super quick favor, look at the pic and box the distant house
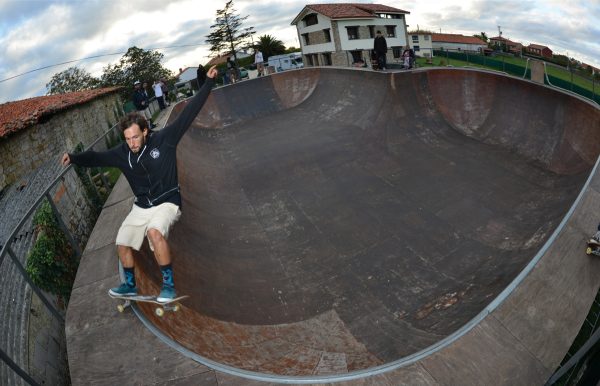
[489,36,523,55]
[408,31,434,58]
[432,33,487,53]
[291,3,410,68]
[175,67,200,92]
[526,44,553,59]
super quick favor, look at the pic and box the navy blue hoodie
[69,78,215,209]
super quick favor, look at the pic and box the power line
[0,42,206,84]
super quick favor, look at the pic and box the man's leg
[108,244,138,296]
[147,228,176,301]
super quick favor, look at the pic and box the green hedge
[26,200,78,301]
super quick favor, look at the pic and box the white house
[408,31,434,58]
[432,33,487,53]
[291,3,410,68]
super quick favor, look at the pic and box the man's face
[124,124,147,154]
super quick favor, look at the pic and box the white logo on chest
[150,148,160,159]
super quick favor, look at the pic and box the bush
[26,200,78,302]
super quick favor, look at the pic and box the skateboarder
[61,65,218,302]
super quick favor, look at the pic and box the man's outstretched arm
[166,65,218,144]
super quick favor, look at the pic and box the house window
[303,13,318,27]
[412,35,419,43]
[369,25,375,38]
[302,33,310,45]
[346,26,359,40]
[424,35,430,41]
[414,45,420,52]
[350,50,362,63]
[323,29,331,42]
[392,47,402,58]
[322,53,332,66]
[386,25,396,38]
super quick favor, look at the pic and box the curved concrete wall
[67,67,600,385]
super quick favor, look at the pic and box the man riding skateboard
[61,65,217,302]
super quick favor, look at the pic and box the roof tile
[432,33,487,45]
[0,87,121,139]
[306,3,409,19]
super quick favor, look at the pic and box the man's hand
[61,153,71,166]
[207,65,218,79]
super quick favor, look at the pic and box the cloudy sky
[0,0,598,104]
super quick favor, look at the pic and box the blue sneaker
[157,285,176,303]
[108,283,137,297]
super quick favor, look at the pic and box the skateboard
[108,293,189,317]
[585,241,600,257]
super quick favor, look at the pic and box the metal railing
[431,49,599,105]
[0,122,122,385]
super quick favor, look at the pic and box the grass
[416,53,599,99]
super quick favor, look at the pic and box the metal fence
[0,123,122,385]
[432,49,600,105]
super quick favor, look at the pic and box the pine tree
[205,0,255,63]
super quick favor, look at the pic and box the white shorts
[116,202,181,251]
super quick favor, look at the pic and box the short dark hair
[119,112,149,132]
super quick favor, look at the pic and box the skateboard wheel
[117,304,125,313]
[155,307,165,317]
[586,247,592,255]
[173,304,180,312]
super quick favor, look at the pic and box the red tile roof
[303,3,409,20]
[489,36,521,46]
[0,87,121,139]
[432,33,487,45]
[528,43,551,51]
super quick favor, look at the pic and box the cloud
[0,0,598,104]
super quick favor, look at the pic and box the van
[267,53,304,73]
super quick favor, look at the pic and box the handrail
[0,121,121,385]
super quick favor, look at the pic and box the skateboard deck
[108,293,189,317]
[585,241,600,257]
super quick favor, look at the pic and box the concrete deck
[67,67,600,385]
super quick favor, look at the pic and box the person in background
[254,49,264,77]
[153,79,166,110]
[197,64,207,89]
[132,80,152,125]
[160,78,170,106]
[373,30,388,70]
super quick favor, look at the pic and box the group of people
[132,78,170,126]
[373,30,415,70]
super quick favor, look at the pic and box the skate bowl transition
[67,67,600,385]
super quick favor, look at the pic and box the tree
[100,46,173,100]
[205,0,255,63]
[46,66,100,95]
[473,32,488,43]
[254,34,286,61]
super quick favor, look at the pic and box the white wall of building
[432,42,486,52]
[408,34,434,58]
[337,19,407,51]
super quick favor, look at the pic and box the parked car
[238,67,249,79]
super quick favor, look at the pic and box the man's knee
[147,228,165,243]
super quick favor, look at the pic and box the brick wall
[0,94,122,191]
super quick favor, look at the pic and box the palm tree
[254,34,286,61]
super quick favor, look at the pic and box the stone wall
[0,94,122,191]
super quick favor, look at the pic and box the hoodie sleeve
[69,144,124,168]
[161,77,215,145]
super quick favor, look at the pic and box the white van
[267,53,304,72]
